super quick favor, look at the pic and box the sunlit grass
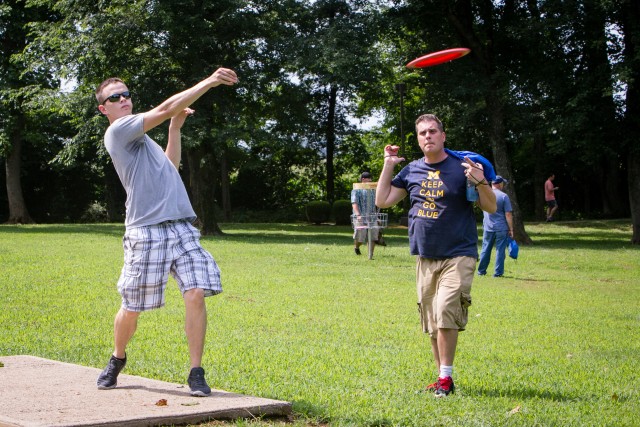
[1,220,638,426]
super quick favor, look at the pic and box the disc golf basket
[351,212,388,260]
[351,181,389,259]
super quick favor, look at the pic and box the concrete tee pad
[0,355,291,427]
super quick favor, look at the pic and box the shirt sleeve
[391,164,409,189]
[504,195,513,212]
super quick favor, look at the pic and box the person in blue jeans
[477,176,513,277]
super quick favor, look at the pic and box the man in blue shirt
[376,114,496,397]
[477,176,514,277]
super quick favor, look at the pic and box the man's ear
[98,104,108,115]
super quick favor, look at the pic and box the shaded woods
[1,0,638,242]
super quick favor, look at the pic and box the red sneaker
[425,380,438,392]
[434,376,455,397]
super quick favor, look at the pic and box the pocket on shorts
[124,257,141,277]
[417,302,427,332]
[456,292,472,329]
[122,233,142,278]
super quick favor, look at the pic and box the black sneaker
[354,247,361,255]
[97,354,126,390]
[434,376,455,398]
[188,367,211,397]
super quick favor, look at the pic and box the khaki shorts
[416,256,475,338]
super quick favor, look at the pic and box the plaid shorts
[117,220,222,312]
[352,227,380,243]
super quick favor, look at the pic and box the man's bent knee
[184,288,206,305]
[118,308,141,320]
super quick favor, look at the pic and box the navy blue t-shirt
[391,156,478,259]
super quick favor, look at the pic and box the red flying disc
[406,48,471,69]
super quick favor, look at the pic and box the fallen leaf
[155,399,168,406]
[612,393,619,401]
[0,362,4,367]
[509,405,521,415]
[566,353,573,359]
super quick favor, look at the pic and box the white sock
[439,365,453,379]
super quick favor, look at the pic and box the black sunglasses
[102,91,131,105]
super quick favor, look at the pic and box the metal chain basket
[351,213,388,230]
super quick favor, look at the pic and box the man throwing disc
[376,114,496,397]
[95,67,238,396]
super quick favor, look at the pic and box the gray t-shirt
[104,114,196,228]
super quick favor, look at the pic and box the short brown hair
[415,114,444,132]
[95,78,125,104]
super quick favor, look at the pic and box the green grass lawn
[1,220,638,426]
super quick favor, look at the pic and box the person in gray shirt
[94,68,238,396]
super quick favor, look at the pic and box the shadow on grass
[483,219,636,250]
[471,382,631,403]
[504,276,559,283]
[0,222,406,247]
[0,223,124,237]
[469,385,582,402]
[1,220,636,251]
[293,399,397,427]
[291,400,331,425]
[515,234,636,250]
[208,224,409,246]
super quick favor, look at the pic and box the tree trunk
[628,153,640,244]
[325,85,337,204]
[220,147,231,222]
[486,88,532,244]
[583,0,627,217]
[445,0,532,244]
[104,162,125,222]
[534,134,546,221]
[185,147,222,236]
[622,0,640,243]
[5,114,34,224]
[602,156,628,217]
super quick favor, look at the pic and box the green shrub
[332,199,352,225]
[225,208,303,223]
[80,201,109,223]
[305,201,331,224]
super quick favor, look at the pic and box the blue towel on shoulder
[444,148,496,183]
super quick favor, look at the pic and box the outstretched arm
[143,67,238,133]
[376,145,407,208]
[166,108,194,170]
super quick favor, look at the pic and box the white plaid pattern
[117,220,222,311]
